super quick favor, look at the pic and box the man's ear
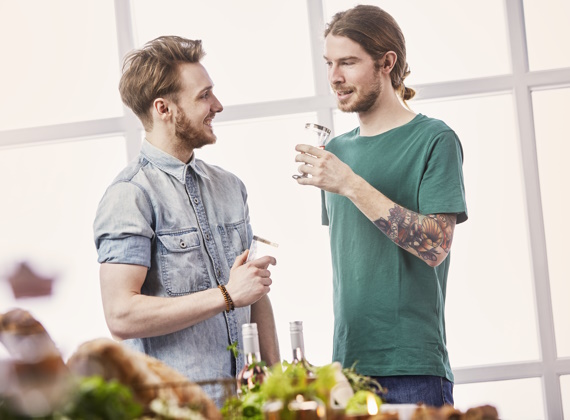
[153,98,171,120]
[381,51,398,74]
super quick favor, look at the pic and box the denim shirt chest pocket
[157,228,210,295]
[218,220,249,272]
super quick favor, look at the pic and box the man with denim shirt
[93,36,280,405]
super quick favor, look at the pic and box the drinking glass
[246,235,279,263]
[292,123,331,179]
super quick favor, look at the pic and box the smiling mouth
[335,89,354,100]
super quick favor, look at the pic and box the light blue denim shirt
[93,139,252,405]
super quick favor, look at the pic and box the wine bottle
[237,323,267,396]
[289,320,316,379]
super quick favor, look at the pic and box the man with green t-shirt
[294,5,467,407]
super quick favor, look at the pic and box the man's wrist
[343,173,364,200]
[218,285,235,312]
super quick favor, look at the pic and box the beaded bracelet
[218,284,235,312]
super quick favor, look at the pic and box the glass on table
[292,123,331,179]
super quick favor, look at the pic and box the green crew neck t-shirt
[322,113,467,382]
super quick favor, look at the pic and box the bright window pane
[532,87,570,357]
[131,1,315,106]
[0,136,127,359]
[454,378,544,420]
[323,0,511,85]
[197,114,333,365]
[0,0,122,131]
[562,375,570,419]
[409,95,538,366]
[524,0,570,71]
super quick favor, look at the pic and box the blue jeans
[371,375,454,407]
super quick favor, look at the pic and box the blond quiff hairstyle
[119,36,205,130]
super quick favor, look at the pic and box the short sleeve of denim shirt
[93,181,155,268]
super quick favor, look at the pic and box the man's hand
[225,250,276,308]
[294,144,355,195]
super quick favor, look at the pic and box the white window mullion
[454,361,543,384]
[505,0,563,418]
[414,76,513,101]
[0,118,126,149]
[216,95,336,123]
[114,0,142,161]
[526,67,570,91]
[307,0,335,136]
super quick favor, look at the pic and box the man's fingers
[295,143,325,156]
[232,250,249,268]
[295,154,319,166]
[251,255,276,268]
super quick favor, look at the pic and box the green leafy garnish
[59,376,143,420]
[342,362,386,396]
[345,390,382,415]
[227,341,240,359]
[222,362,337,419]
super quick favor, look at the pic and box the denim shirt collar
[141,139,210,182]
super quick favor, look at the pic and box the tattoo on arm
[373,205,456,262]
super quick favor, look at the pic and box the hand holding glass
[292,123,331,179]
[246,235,279,263]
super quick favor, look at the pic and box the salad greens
[221,362,336,419]
[221,357,388,419]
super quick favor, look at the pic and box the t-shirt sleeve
[419,130,468,224]
[93,181,155,267]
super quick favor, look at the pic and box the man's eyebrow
[196,85,213,96]
[323,55,361,62]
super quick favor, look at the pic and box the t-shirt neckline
[355,113,424,139]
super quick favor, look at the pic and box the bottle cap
[242,323,258,337]
[289,321,303,333]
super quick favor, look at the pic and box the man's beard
[335,73,382,114]
[174,108,216,150]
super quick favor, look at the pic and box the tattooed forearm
[374,205,456,263]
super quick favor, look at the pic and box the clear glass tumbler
[292,123,331,179]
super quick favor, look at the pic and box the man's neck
[146,132,194,164]
[357,91,416,137]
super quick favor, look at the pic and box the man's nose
[329,65,344,84]
[212,95,223,113]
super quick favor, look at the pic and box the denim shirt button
[193,197,199,204]
[179,240,187,248]
[206,233,210,240]
[216,268,221,277]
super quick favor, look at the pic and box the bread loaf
[67,337,221,419]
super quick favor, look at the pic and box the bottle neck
[292,346,306,362]
[291,330,306,362]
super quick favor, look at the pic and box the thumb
[232,250,249,269]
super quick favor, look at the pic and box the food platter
[0,308,498,419]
